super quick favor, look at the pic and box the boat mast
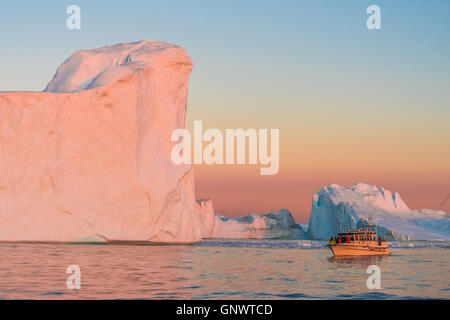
[368,216,374,240]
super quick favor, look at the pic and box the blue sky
[1,0,448,94]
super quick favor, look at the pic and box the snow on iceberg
[209,209,308,239]
[308,183,450,241]
[0,40,214,243]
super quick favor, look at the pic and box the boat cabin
[337,230,378,242]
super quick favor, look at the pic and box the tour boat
[327,228,390,257]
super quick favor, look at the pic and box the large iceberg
[308,183,450,240]
[210,209,308,239]
[0,40,214,243]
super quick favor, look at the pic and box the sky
[0,0,449,221]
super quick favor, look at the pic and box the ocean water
[0,240,449,299]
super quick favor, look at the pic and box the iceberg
[308,183,450,240]
[210,209,308,239]
[0,40,214,243]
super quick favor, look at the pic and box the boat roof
[338,229,377,235]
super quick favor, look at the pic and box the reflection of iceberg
[0,40,214,243]
[308,183,450,241]
[210,209,308,239]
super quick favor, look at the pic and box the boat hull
[328,242,390,257]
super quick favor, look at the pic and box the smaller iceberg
[308,183,450,241]
[209,209,308,239]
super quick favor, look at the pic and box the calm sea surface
[0,240,449,299]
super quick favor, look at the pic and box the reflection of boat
[327,228,390,257]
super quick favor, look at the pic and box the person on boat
[346,235,351,243]
[337,237,342,243]
[378,235,382,245]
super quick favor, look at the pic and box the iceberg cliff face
[308,183,450,240]
[210,209,307,239]
[0,40,214,243]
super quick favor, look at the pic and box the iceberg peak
[45,40,193,93]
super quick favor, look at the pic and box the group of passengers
[329,235,383,245]
[329,235,353,244]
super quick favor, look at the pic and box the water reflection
[0,242,448,299]
[328,255,387,268]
